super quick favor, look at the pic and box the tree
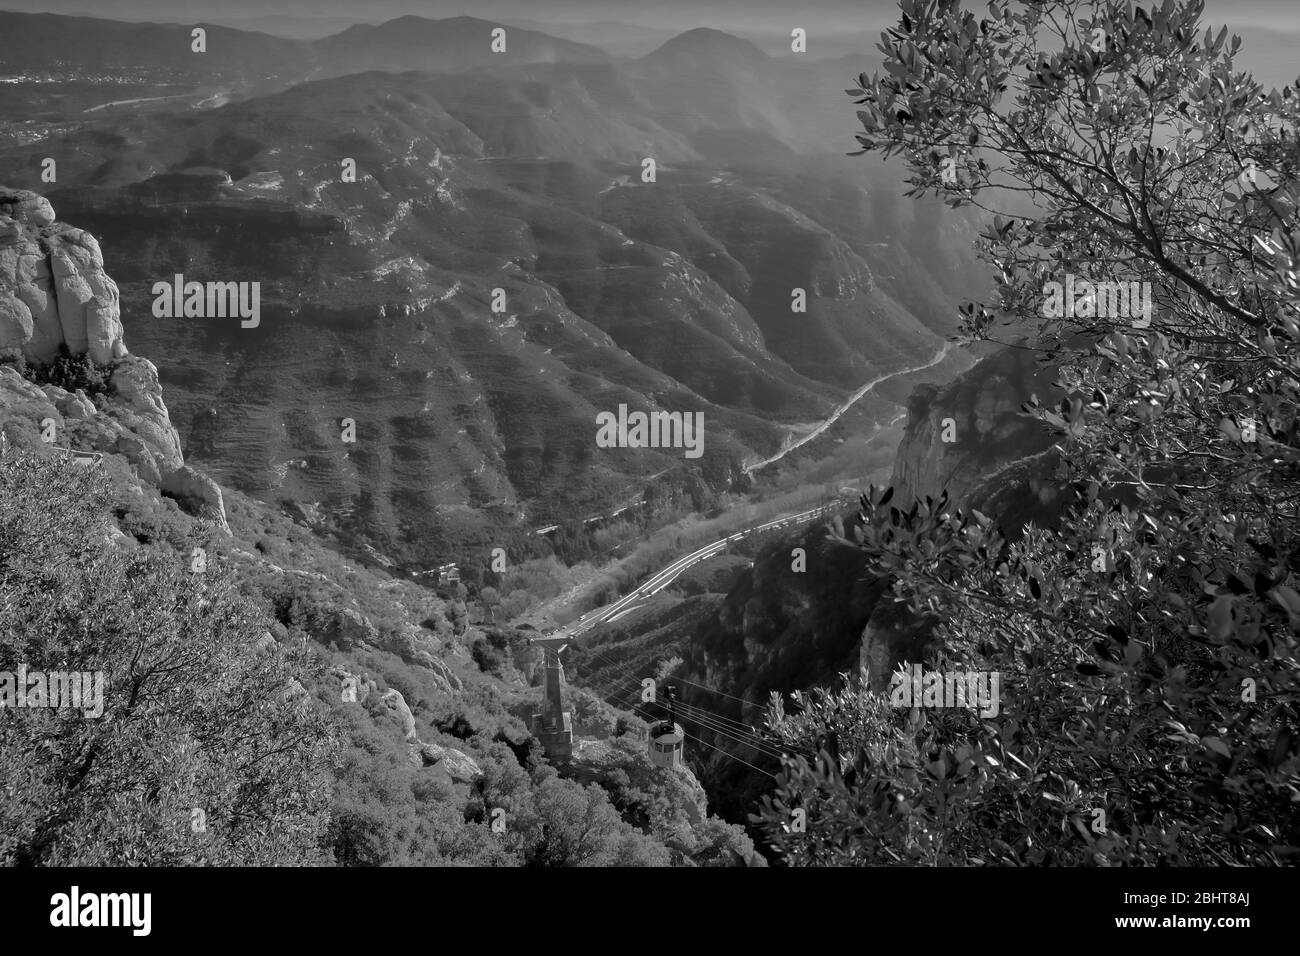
[0,451,340,865]
[520,769,671,867]
[755,0,1300,865]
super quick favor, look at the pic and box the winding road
[743,340,961,475]
[556,500,845,640]
[540,342,963,640]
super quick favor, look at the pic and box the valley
[0,13,987,576]
[0,8,1016,868]
[2,0,1298,888]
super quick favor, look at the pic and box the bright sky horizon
[1,0,1297,33]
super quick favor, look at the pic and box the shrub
[0,451,340,865]
[754,0,1300,867]
[24,345,111,399]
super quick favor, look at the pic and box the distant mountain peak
[643,28,769,64]
[316,13,611,66]
[367,15,499,30]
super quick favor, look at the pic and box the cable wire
[622,702,777,780]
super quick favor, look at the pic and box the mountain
[0,184,763,866]
[0,10,314,79]
[314,15,612,73]
[641,27,770,67]
[0,12,619,124]
[0,21,986,569]
[565,342,1077,824]
[889,344,1063,507]
[0,11,611,80]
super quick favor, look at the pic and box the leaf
[1272,585,1300,617]
[1201,737,1231,759]
[1271,729,1294,769]
[1125,640,1144,666]
[1207,594,1235,640]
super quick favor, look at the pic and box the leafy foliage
[23,344,111,399]
[755,0,1300,865]
[0,451,339,865]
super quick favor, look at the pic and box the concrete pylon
[528,634,573,760]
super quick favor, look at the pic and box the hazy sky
[2,0,1297,32]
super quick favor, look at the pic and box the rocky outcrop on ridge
[0,187,126,366]
[888,344,1064,509]
[0,186,227,532]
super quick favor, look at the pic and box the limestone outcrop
[416,741,483,783]
[0,188,126,365]
[0,186,230,533]
[888,345,1063,506]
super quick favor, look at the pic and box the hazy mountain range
[0,11,985,568]
[2,5,1288,571]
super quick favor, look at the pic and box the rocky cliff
[0,187,227,531]
[888,343,1064,507]
[681,347,1069,711]
[0,188,126,366]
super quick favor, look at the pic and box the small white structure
[647,720,684,770]
[647,685,685,770]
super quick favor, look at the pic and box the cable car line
[662,673,760,708]
[652,695,787,750]
[615,690,793,763]
[618,682,813,759]
[664,698,811,760]
[622,701,777,780]
[545,634,808,765]
[612,682,781,752]
[665,694,778,737]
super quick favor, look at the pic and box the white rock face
[160,463,232,535]
[0,365,60,448]
[416,742,483,783]
[104,355,183,468]
[0,188,127,364]
[371,688,418,741]
[0,289,33,351]
[0,187,230,535]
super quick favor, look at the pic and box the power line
[666,693,769,735]
[664,673,762,708]
[616,690,793,763]
[666,697,811,760]
[565,643,812,760]
[664,694,782,744]
[589,656,805,759]
[622,701,777,780]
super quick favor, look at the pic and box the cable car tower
[647,685,684,770]
[526,633,573,760]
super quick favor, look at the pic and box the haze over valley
[3,0,1297,875]
[0,10,986,571]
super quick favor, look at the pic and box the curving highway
[742,340,959,475]
[557,500,845,640]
